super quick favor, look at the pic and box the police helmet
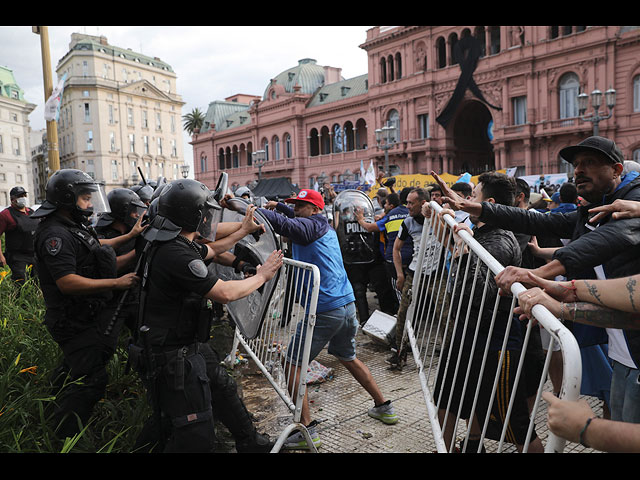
[98,188,147,228]
[32,169,109,219]
[157,179,222,241]
[130,184,154,204]
[235,186,252,199]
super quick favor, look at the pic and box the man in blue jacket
[261,189,398,449]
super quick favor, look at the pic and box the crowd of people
[2,134,640,453]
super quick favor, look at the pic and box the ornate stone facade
[193,26,640,192]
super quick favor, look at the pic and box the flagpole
[33,26,60,174]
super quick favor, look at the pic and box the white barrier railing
[224,257,321,453]
[405,201,582,453]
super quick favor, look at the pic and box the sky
[0,25,373,176]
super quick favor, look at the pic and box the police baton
[103,253,145,336]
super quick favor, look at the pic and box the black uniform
[132,235,268,452]
[3,206,39,283]
[34,213,119,438]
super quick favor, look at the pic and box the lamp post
[252,150,266,181]
[375,121,397,176]
[180,164,190,179]
[577,87,616,137]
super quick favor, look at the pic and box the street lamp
[252,150,267,181]
[180,164,190,179]
[375,121,397,176]
[578,86,616,136]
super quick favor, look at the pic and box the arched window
[474,26,486,57]
[225,146,232,169]
[449,32,459,65]
[436,37,446,68]
[559,73,580,119]
[273,136,280,160]
[320,126,331,155]
[200,153,207,172]
[232,145,239,168]
[395,53,402,79]
[218,148,225,170]
[387,55,394,81]
[309,128,320,156]
[332,124,343,153]
[380,57,387,83]
[388,109,400,142]
[285,134,292,158]
[262,138,269,161]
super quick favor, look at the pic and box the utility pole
[32,26,60,174]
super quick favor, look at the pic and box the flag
[365,160,376,186]
[313,180,319,191]
[505,167,517,177]
[360,159,366,182]
[44,73,67,122]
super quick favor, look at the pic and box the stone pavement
[216,292,603,454]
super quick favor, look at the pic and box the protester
[0,186,40,283]
[389,188,433,370]
[433,172,544,453]
[431,136,640,426]
[260,189,398,450]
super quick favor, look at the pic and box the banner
[519,173,568,190]
[44,73,67,122]
[366,170,506,199]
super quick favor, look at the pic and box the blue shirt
[260,204,355,313]
[376,205,413,264]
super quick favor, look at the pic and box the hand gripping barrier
[404,201,582,453]
[225,257,321,453]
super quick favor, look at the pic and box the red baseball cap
[285,189,325,209]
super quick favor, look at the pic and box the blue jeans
[610,359,640,423]
[286,302,358,365]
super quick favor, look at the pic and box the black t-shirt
[142,237,219,347]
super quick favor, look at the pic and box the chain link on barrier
[225,257,321,453]
[404,201,582,453]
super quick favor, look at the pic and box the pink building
[192,26,640,192]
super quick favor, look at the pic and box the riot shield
[332,189,377,265]
[210,197,282,339]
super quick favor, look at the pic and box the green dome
[263,58,328,100]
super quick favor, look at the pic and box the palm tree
[182,107,205,135]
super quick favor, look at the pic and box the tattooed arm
[516,287,640,329]
[520,271,640,314]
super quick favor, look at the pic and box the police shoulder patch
[45,237,63,256]
[188,259,208,279]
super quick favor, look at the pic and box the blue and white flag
[360,159,366,182]
[365,160,376,186]
[44,73,67,122]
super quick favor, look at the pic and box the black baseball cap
[9,186,27,198]
[559,136,624,165]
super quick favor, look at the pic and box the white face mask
[15,197,28,208]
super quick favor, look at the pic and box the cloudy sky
[0,25,372,174]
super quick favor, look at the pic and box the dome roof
[263,58,328,100]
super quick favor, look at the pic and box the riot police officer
[95,188,148,337]
[130,183,154,206]
[333,190,398,323]
[32,169,140,439]
[95,188,147,273]
[0,186,40,283]
[131,178,283,452]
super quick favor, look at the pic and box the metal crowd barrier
[404,201,582,453]
[224,257,321,453]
